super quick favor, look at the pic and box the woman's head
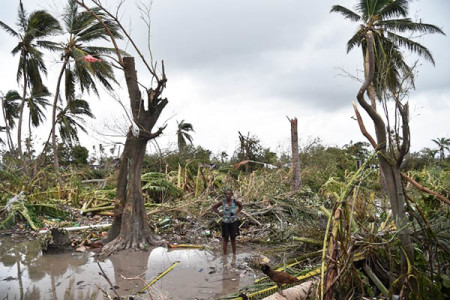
[224,188,233,200]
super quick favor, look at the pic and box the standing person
[212,189,243,255]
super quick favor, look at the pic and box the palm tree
[1,91,21,152]
[49,0,121,173]
[3,89,50,158]
[56,98,94,146]
[432,137,450,162]
[176,120,194,152]
[331,0,445,104]
[0,1,60,161]
[331,0,445,277]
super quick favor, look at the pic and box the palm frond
[347,27,365,53]
[35,40,62,51]
[65,66,76,101]
[0,21,19,37]
[330,5,361,22]
[4,90,21,128]
[379,0,409,19]
[27,10,61,38]
[17,0,28,32]
[387,31,436,65]
[377,19,445,35]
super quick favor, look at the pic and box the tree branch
[75,0,123,66]
[402,173,450,206]
[88,0,159,80]
[356,31,387,152]
[352,102,377,149]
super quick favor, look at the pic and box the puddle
[0,236,256,299]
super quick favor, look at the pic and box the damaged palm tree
[287,116,301,191]
[76,0,168,253]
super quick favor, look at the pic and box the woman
[212,189,243,255]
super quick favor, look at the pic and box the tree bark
[1,100,15,153]
[102,56,167,254]
[289,117,301,190]
[17,54,27,167]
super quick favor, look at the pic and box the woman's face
[225,190,233,200]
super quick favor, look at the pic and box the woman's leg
[223,237,228,255]
[231,238,236,255]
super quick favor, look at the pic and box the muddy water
[0,236,256,299]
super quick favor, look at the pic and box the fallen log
[39,223,111,234]
[262,281,314,300]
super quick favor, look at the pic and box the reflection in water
[215,255,242,298]
[0,236,255,299]
[108,248,151,294]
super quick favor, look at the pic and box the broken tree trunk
[101,57,167,254]
[288,117,301,191]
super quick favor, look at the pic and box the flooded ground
[0,235,257,299]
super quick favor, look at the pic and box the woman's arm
[235,200,243,214]
[211,201,222,216]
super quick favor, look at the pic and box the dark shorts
[222,221,240,239]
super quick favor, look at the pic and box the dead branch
[97,262,120,298]
[353,100,449,206]
[402,173,450,205]
[352,102,377,149]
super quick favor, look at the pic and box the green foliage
[70,145,89,165]
[141,172,183,202]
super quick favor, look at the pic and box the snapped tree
[287,117,301,191]
[76,0,168,254]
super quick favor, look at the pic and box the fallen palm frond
[0,192,39,230]
[167,244,208,249]
[139,261,180,293]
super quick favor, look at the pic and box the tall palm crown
[1,91,21,150]
[57,98,94,145]
[176,120,194,151]
[55,0,122,99]
[2,91,21,130]
[0,1,60,159]
[4,89,49,128]
[431,137,450,161]
[331,0,445,97]
[0,1,61,93]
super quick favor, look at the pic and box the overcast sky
[0,0,449,158]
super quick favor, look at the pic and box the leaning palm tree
[1,91,21,153]
[49,0,121,173]
[432,137,450,162]
[0,1,60,161]
[176,120,194,152]
[331,0,445,105]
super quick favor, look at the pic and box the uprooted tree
[76,0,167,253]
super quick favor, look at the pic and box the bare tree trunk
[288,117,301,190]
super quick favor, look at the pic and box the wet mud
[0,236,256,299]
